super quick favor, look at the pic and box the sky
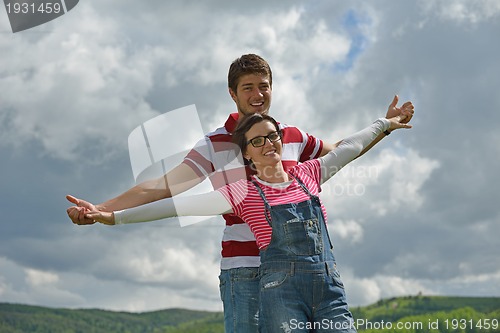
[1,0,499,313]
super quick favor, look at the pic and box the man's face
[229,74,272,117]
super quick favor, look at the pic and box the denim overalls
[252,175,356,333]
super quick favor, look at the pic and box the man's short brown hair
[228,54,273,93]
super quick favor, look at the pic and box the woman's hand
[84,210,116,225]
[384,95,415,134]
[386,95,414,123]
[66,195,98,225]
[387,114,413,131]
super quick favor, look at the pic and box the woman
[83,113,412,332]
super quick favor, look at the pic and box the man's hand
[386,95,414,123]
[66,195,97,225]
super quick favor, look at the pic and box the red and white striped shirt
[183,113,323,269]
[218,159,327,250]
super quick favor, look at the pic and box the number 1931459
[444,318,498,330]
[5,2,62,14]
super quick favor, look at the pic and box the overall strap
[291,174,333,249]
[289,174,315,198]
[250,179,273,226]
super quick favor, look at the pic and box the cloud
[0,2,354,164]
[25,268,59,287]
[322,147,440,220]
[420,0,500,24]
[0,257,84,307]
[0,3,169,162]
[342,268,433,307]
[367,148,440,216]
[331,219,364,244]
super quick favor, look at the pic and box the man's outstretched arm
[67,162,203,225]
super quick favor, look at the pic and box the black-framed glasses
[246,131,282,147]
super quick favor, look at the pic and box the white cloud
[320,147,440,222]
[367,148,440,216]
[0,228,224,311]
[0,4,159,161]
[341,268,433,307]
[330,219,364,244]
[25,268,59,287]
[0,3,354,164]
[419,0,500,24]
[455,270,500,285]
[123,247,219,288]
[374,275,433,299]
[345,275,382,306]
[0,257,84,307]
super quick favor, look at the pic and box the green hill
[351,295,500,332]
[0,304,224,333]
[1,295,498,332]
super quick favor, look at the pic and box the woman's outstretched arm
[84,191,233,225]
[319,115,412,184]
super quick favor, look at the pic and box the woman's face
[244,120,282,170]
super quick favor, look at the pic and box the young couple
[67,54,414,332]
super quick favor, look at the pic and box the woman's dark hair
[232,113,281,158]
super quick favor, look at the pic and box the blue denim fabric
[219,267,259,333]
[259,261,355,332]
[253,176,357,333]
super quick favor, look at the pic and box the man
[67,54,414,333]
